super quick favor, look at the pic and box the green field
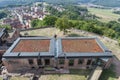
[88,8,120,22]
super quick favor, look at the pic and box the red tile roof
[12,39,50,52]
[62,39,103,53]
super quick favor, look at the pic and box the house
[23,15,33,21]
[2,37,113,72]
[10,19,23,29]
[3,18,13,25]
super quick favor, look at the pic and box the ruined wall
[2,58,55,72]
[2,57,112,72]
[57,58,94,69]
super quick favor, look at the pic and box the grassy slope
[88,8,120,22]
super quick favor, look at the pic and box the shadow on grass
[99,64,117,80]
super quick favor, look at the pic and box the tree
[72,21,85,29]
[31,19,44,28]
[55,18,70,34]
[38,4,42,7]
[81,23,96,32]
[0,12,7,19]
[104,29,116,38]
[0,25,11,30]
[118,18,120,22]
[46,6,62,17]
[113,11,120,15]
[106,21,117,28]
[118,38,120,46]
[43,16,57,26]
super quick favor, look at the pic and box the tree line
[31,16,117,38]
[46,5,97,20]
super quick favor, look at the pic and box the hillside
[0,0,39,7]
[92,0,120,7]
[41,0,120,7]
[0,0,76,7]
[75,0,120,7]
[0,0,120,7]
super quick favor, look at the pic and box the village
[1,2,48,29]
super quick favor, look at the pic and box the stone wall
[2,58,55,72]
[2,57,112,72]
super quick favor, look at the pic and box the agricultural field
[88,8,120,22]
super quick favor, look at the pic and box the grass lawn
[88,8,120,22]
[20,27,64,37]
[0,76,29,80]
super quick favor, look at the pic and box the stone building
[2,37,113,72]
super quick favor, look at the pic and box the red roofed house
[2,37,113,73]
[3,18,12,25]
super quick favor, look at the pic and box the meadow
[88,8,120,22]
